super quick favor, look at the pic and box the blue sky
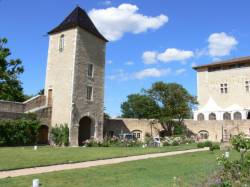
[1,0,250,117]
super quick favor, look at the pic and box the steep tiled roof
[193,56,250,70]
[48,6,108,42]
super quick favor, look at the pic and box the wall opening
[37,125,49,144]
[197,113,205,121]
[78,116,92,146]
[223,112,231,120]
[209,113,216,120]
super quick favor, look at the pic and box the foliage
[50,124,69,146]
[162,136,195,146]
[121,82,197,136]
[197,141,213,148]
[210,134,250,186]
[145,82,197,135]
[230,133,250,151]
[85,137,143,147]
[121,93,160,119]
[0,37,27,102]
[0,116,40,146]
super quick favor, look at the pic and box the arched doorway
[78,116,92,146]
[37,125,49,144]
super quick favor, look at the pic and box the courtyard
[0,150,240,187]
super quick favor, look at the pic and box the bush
[0,117,41,146]
[51,124,69,146]
[230,133,250,152]
[197,141,213,148]
[85,137,143,147]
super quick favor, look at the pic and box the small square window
[87,64,94,78]
[87,86,93,101]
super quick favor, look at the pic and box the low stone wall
[184,119,250,142]
[104,118,250,142]
[104,118,164,141]
[0,111,25,120]
[24,95,46,112]
[0,100,24,113]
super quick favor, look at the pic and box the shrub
[197,141,213,148]
[0,117,40,146]
[230,133,250,152]
[51,124,69,146]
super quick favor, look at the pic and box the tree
[121,82,197,136]
[121,94,160,119]
[145,82,197,135]
[0,38,26,102]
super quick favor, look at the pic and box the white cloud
[89,4,168,41]
[157,48,194,63]
[175,68,186,75]
[208,32,238,57]
[125,61,134,66]
[142,51,158,64]
[134,68,171,79]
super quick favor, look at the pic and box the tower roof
[48,6,108,42]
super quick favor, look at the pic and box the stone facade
[70,28,106,145]
[193,58,250,120]
[104,118,164,141]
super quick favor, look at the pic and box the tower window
[87,86,93,101]
[87,64,94,78]
[59,34,64,52]
[220,83,228,94]
[245,81,249,92]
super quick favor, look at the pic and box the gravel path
[0,147,209,179]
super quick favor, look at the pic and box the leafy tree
[121,82,197,135]
[121,94,160,119]
[145,82,197,135]
[0,38,26,102]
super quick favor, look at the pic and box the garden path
[0,147,209,179]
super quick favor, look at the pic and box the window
[198,130,209,139]
[220,83,228,94]
[209,113,216,120]
[223,112,231,120]
[136,133,141,139]
[245,81,249,92]
[197,113,204,121]
[87,64,94,78]
[233,112,242,120]
[59,34,64,52]
[86,86,93,101]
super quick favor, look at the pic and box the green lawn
[0,151,240,187]
[0,144,197,171]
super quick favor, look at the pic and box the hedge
[0,117,40,146]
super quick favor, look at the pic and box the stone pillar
[69,125,78,146]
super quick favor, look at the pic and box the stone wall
[70,28,106,145]
[104,118,164,141]
[0,100,24,113]
[24,95,46,112]
[184,119,250,142]
[104,118,250,142]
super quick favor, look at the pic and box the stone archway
[37,125,49,144]
[78,116,92,146]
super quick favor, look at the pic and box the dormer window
[59,34,64,52]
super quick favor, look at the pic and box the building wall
[70,28,106,145]
[197,66,250,108]
[184,119,250,142]
[104,118,164,141]
[44,28,77,127]
[0,100,24,113]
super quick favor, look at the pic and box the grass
[0,151,240,187]
[0,144,197,171]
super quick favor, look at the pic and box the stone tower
[44,7,108,146]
